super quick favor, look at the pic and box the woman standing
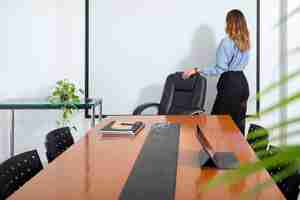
[183,9,250,134]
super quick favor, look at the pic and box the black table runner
[119,123,180,200]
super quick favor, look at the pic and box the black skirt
[211,71,249,135]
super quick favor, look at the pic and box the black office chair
[247,124,300,199]
[264,146,300,200]
[0,150,43,200]
[278,170,300,200]
[247,124,270,156]
[45,127,74,163]
[133,72,207,115]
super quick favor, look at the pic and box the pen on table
[120,123,134,126]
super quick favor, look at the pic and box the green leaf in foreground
[201,146,300,197]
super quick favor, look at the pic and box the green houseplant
[48,79,84,130]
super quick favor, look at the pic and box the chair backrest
[45,127,74,163]
[261,145,300,200]
[278,170,300,200]
[0,150,43,200]
[158,72,207,115]
[247,124,269,153]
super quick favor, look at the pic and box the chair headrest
[168,72,205,91]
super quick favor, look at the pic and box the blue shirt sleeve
[200,38,234,76]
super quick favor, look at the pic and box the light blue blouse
[200,37,250,76]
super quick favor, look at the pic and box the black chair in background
[247,124,300,200]
[247,124,270,156]
[247,124,281,160]
[0,150,43,200]
[266,146,300,200]
[278,171,300,200]
[133,72,207,115]
[45,127,74,163]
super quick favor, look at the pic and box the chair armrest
[133,103,160,115]
[183,108,205,115]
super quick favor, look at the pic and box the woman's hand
[182,68,198,79]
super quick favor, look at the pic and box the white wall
[0,0,88,163]
[90,0,258,115]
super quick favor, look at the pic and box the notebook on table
[99,121,145,136]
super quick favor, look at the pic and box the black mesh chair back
[278,171,300,200]
[262,146,300,200]
[45,127,74,163]
[247,124,269,153]
[0,150,43,200]
[133,72,207,115]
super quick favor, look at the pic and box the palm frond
[248,116,300,143]
[248,67,300,104]
[274,5,300,28]
[240,160,300,200]
[203,146,300,193]
[250,129,300,151]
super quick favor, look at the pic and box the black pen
[120,123,134,126]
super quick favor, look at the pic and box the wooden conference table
[8,115,285,200]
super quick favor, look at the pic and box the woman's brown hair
[226,9,250,52]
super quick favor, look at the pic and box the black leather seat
[0,150,43,200]
[45,127,74,163]
[133,72,207,115]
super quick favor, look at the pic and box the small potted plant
[48,79,84,130]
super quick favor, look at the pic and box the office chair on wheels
[133,72,207,115]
